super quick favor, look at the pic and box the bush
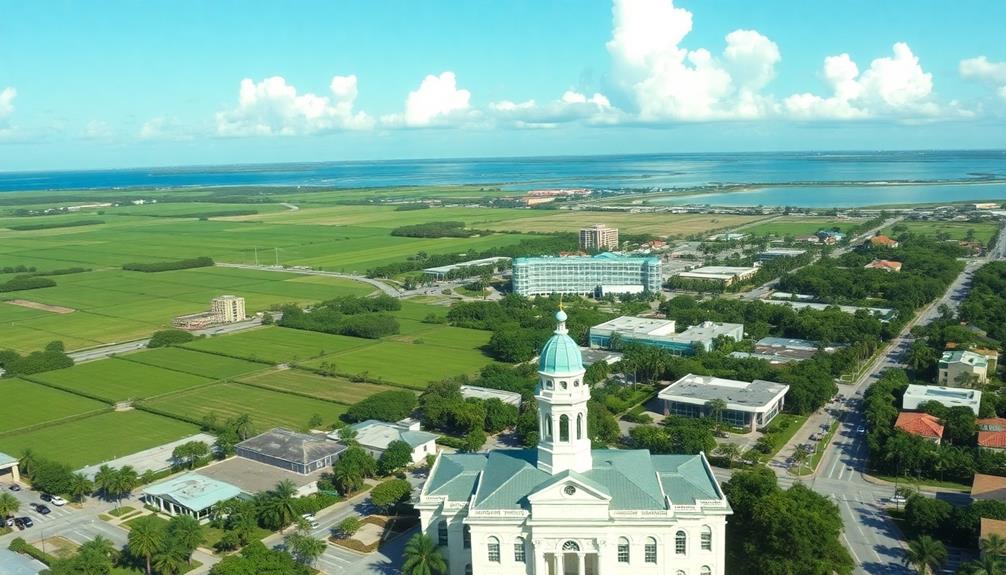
[345,390,418,423]
[378,440,414,475]
[8,537,57,566]
[148,328,196,348]
[8,219,103,231]
[336,517,362,538]
[369,479,412,512]
[0,275,56,292]
[390,221,474,238]
[123,256,214,273]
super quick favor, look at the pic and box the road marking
[841,533,862,565]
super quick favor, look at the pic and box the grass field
[120,347,269,380]
[740,216,868,237]
[481,212,765,237]
[142,382,348,432]
[237,369,399,404]
[0,378,108,434]
[27,358,214,402]
[0,410,200,468]
[181,326,372,364]
[883,221,1000,242]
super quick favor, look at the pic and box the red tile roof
[895,412,944,439]
[871,235,899,247]
[973,473,1006,501]
[865,259,903,272]
[978,418,1006,431]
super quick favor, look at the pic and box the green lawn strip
[0,378,111,434]
[760,414,810,459]
[235,369,399,405]
[180,326,375,364]
[108,506,136,517]
[117,347,270,380]
[27,357,214,402]
[791,419,839,476]
[868,473,972,493]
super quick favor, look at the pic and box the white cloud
[216,75,373,137]
[382,72,475,127]
[83,120,112,140]
[606,0,780,121]
[960,56,1006,100]
[490,90,620,128]
[785,43,937,119]
[139,116,193,141]
[0,87,14,119]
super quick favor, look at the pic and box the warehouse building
[235,428,346,475]
[756,248,807,261]
[459,385,522,407]
[657,374,789,431]
[589,315,743,354]
[422,256,510,280]
[675,266,759,286]
[511,253,662,297]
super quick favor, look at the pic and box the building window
[701,525,712,551]
[463,525,471,549]
[547,417,553,439]
[701,567,711,575]
[560,415,570,442]
[676,571,686,575]
[562,541,580,552]
[465,565,472,575]
[514,537,526,563]
[438,521,448,546]
[488,536,500,563]
[644,537,657,563]
[675,531,686,555]
[576,413,583,440]
[561,381,568,389]
[617,537,630,563]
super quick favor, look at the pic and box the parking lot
[4,480,76,530]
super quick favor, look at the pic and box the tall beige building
[579,224,619,251]
[211,295,246,323]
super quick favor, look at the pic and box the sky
[1,0,1005,171]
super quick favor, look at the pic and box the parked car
[40,493,51,502]
[8,484,20,491]
[47,495,66,507]
[301,513,320,529]
[890,495,908,505]
[14,517,33,529]
[30,503,50,515]
[856,426,866,434]
[4,515,13,527]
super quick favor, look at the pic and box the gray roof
[460,385,522,406]
[236,428,345,465]
[0,549,45,575]
[756,337,821,351]
[426,448,724,511]
[142,472,243,512]
[342,420,439,450]
[658,374,789,412]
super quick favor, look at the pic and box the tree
[963,555,1006,575]
[172,441,210,470]
[17,448,38,477]
[285,532,326,566]
[45,340,65,353]
[93,465,116,501]
[128,515,166,575]
[209,541,310,575]
[462,428,486,453]
[336,517,362,538]
[904,495,953,535]
[260,480,298,532]
[147,329,195,348]
[378,440,414,475]
[110,466,139,509]
[166,514,203,564]
[370,478,412,513]
[402,533,447,575]
[307,413,324,429]
[706,398,728,428]
[67,472,94,503]
[714,443,742,468]
[483,398,518,433]
[982,533,1006,558]
[152,545,188,575]
[332,446,376,495]
[903,535,948,575]
[0,492,20,518]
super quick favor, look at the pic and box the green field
[0,410,200,468]
[883,221,1000,242]
[237,369,399,404]
[741,216,868,237]
[120,347,269,380]
[181,326,372,364]
[27,358,214,402]
[0,378,109,434]
[142,382,348,432]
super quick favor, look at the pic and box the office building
[657,374,789,431]
[579,224,620,251]
[589,316,743,354]
[511,254,662,297]
[902,385,982,415]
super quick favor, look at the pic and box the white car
[48,495,67,507]
[890,495,907,505]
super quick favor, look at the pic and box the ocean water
[1,150,1004,207]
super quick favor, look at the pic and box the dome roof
[538,332,584,374]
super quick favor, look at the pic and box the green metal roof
[142,472,244,512]
[538,310,584,374]
[652,455,722,505]
[0,452,17,467]
[426,454,488,500]
[941,350,988,368]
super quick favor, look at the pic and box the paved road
[215,262,402,297]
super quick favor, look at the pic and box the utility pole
[274,247,279,267]
[254,247,259,266]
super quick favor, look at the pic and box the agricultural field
[120,347,268,380]
[229,204,542,228]
[0,378,108,434]
[883,221,1000,243]
[142,382,348,432]
[26,358,214,402]
[237,369,399,404]
[480,211,766,237]
[740,216,869,238]
[0,410,200,469]
[181,326,372,364]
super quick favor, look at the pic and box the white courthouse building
[418,310,731,575]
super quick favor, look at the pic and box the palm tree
[403,533,447,575]
[80,535,119,563]
[67,472,94,504]
[113,466,139,509]
[965,555,1006,575]
[333,464,364,495]
[983,534,1006,559]
[338,426,359,446]
[18,449,37,477]
[286,532,327,566]
[706,398,728,427]
[903,535,948,575]
[152,545,188,575]
[94,465,116,501]
[264,480,298,532]
[714,443,742,468]
[0,492,20,518]
[128,515,166,575]
[167,515,203,563]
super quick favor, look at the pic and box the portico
[539,540,600,575]
[0,452,20,483]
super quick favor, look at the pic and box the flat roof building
[422,257,510,280]
[675,266,759,286]
[728,351,800,365]
[142,472,244,522]
[589,316,743,354]
[331,419,439,464]
[658,373,789,431]
[939,350,989,387]
[459,385,522,407]
[579,347,624,367]
[753,337,844,361]
[756,248,807,261]
[579,224,619,251]
[903,384,982,415]
[972,473,1006,502]
[761,299,898,322]
[235,428,346,475]
[511,253,662,297]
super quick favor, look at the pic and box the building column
[10,465,19,483]
[553,553,560,575]
[577,553,585,575]
[535,550,548,575]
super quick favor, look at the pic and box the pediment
[527,473,611,505]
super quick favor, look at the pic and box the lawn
[237,368,399,404]
[0,378,109,434]
[181,326,374,364]
[741,216,868,238]
[0,410,200,468]
[481,212,766,237]
[26,358,214,402]
[142,382,349,432]
[120,347,269,380]
[883,221,1000,243]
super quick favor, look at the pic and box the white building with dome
[417,309,732,575]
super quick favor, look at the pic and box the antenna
[254,247,259,266]
[559,293,564,311]
[274,247,279,266]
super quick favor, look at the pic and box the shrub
[369,479,412,512]
[0,275,56,292]
[122,256,214,273]
[345,390,418,423]
[148,328,196,348]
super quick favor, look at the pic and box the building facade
[512,254,662,298]
[418,311,731,575]
[657,374,789,431]
[211,295,246,323]
[579,225,620,251]
[903,385,982,415]
[939,350,989,386]
[589,317,743,355]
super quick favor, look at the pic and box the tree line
[390,221,476,238]
[278,294,401,339]
[122,257,215,273]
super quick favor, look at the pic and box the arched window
[576,413,583,439]
[546,417,553,438]
[465,565,472,575]
[617,537,630,563]
[559,415,569,442]
[701,567,712,575]
[487,536,500,563]
[701,525,712,551]
[675,531,687,555]
[514,537,526,563]
[437,521,448,546]
[676,571,687,575]
[463,525,471,549]
[562,541,580,552]
[644,537,657,563]
[561,381,567,389]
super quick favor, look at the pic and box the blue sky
[1,0,1005,171]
